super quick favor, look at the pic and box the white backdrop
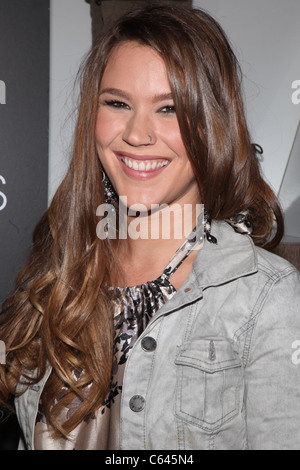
[49,0,300,240]
[49,0,91,202]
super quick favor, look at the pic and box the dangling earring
[101,167,117,205]
[100,167,118,236]
[204,210,218,244]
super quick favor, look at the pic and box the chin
[118,194,160,214]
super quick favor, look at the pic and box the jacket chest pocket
[175,338,243,432]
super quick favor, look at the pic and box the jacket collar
[149,220,258,320]
[192,220,258,289]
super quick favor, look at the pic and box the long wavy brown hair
[0,3,283,437]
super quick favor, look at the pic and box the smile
[120,156,169,172]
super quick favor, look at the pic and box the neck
[118,200,203,258]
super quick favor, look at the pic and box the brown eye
[159,105,176,114]
[105,100,130,110]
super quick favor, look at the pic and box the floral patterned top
[34,224,204,450]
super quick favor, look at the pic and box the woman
[1,4,299,450]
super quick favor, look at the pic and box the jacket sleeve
[245,266,300,450]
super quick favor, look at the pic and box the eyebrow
[99,88,173,103]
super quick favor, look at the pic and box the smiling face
[95,41,200,211]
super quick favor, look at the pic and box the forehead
[101,41,171,95]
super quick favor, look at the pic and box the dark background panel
[0,0,49,307]
[0,0,50,450]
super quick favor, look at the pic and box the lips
[115,152,170,179]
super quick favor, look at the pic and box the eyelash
[103,100,176,114]
[104,100,130,109]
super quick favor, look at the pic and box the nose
[122,112,156,147]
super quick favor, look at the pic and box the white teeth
[132,160,139,170]
[122,156,168,172]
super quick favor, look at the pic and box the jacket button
[129,395,146,412]
[184,287,191,293]
[141,336,157,352]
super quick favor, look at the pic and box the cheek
[95,110,121,151]
[162,123,189,163]
[95,113,106,153]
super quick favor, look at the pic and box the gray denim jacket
[15,221,300,450]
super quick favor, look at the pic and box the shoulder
[249,244,300,308]
[248,246,300,342]
[255,245,299,279]
[254,246,300,297]
[242,246,300,377]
